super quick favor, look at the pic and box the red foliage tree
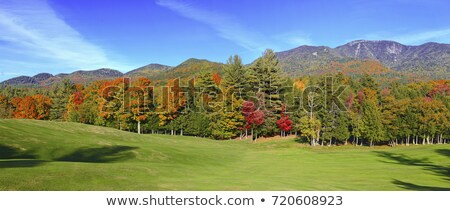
[276,105,292,136]
[242,101,265,141]
[357,90,364,105]
[428,81,450,97]
[72,91,84,107]
[346,92,354,110]
[242,101,256,116]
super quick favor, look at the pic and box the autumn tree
[242,101,265,141]
[158,78,185,134]
[276,105,292,137]
[196,71,221,112]
[297,115,321,146]
[11,95,52,120]
[212,72,221,86]
[210,110,245,139]
[98,78,128,129]
[127,77,153,134]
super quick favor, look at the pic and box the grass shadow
[54,145,138,163]
[0,160,46,168]
[0,144,44,168]
[0,144,37,159]
[293,136,309,144]
[435,149,450,158]
[392,180,450,191]
[374,151,450,190]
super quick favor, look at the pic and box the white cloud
[0,0,130,73]
[360,28,450,45]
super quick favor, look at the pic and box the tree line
[0,49,449,146]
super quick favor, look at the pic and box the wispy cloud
[156,0,310,53]
[360,28,450,45]
[274,31,313,47]
[156,0,268,52]
[392,29,450,44]
[0,0,129,74]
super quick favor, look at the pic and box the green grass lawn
[0,119,449,190]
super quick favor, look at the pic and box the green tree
[0,95,11,118]
[222,55,249,101]
[50,78,75,120]
[249,49,285,113]
[333,111,351,145]
[361,90,384,147]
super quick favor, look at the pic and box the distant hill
[1,59,223,86]
[124,64,172,79]
[157,58,223,82]
[1,73,54,86]
[43,68,123,86]
[277,40,450,78]
[126,59,223,84]
[33,73,54,82]
[1,68,123,86]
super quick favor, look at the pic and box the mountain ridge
[0,58,222,86]
[2,40,449,86]
[277,40,450,78]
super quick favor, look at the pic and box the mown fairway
[0,119,449,190]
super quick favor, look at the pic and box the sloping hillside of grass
[0,119,449,190]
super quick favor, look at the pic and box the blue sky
[0,0,450,81]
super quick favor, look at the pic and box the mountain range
[277,40,450,78]
[1,40,449,86]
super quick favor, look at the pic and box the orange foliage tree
[212,72,221,85]
[11,94,52,120]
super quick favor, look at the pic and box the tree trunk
[137,121,141,134]
[316,130,320,146]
